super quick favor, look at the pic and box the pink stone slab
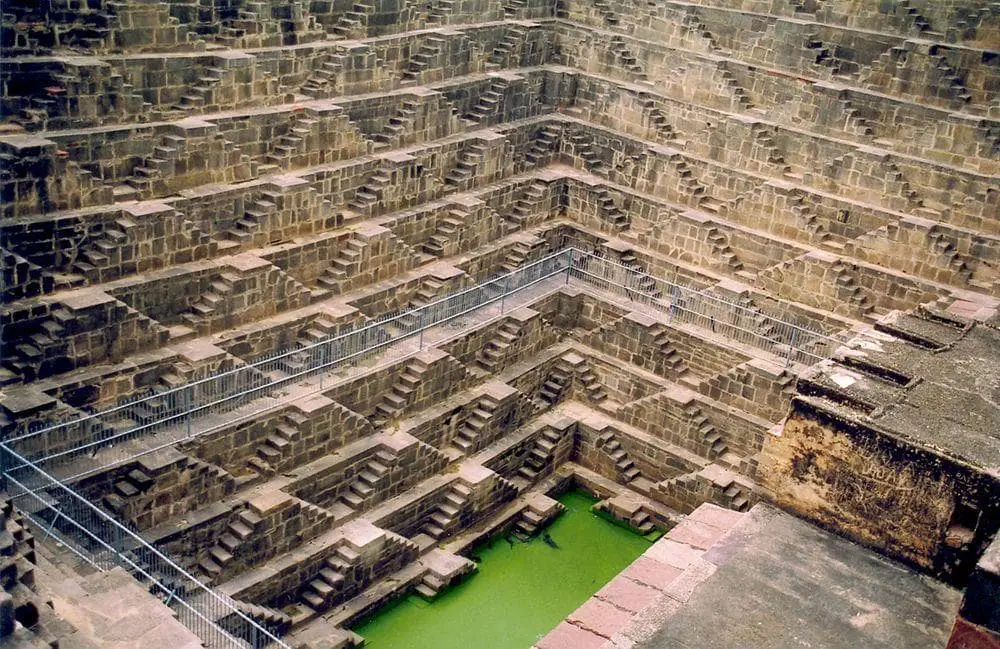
[666,518,729,550]
[643,539,705,571]
[537,621,607,649]
[567,597,635,638]
[686,504,744,532]
[595,576,661,613]
[622,556,684,591]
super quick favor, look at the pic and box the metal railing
[5,247,841,470]
[6,250,572,467]
[0,445,289,649]
[568,249,843,364]
[0,246,843,649]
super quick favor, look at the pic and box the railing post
[566,248,574,284]
[184,387,192,439]
[787,327,798,367]
[319,343,326,389]
[418,307,425,351]
[500,273,508,314]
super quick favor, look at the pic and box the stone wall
[759,399,1000,577]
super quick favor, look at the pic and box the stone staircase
[301,545,354,610]
[402,35,447,85]
[639,97,679,143]
[593,0,621,27]
[371,358,428,426]
[422,211,465,257]
[316,236,366,292]
[1,307,65,381]
[507,181,548,230]
[516,427,563,482]
[716,62,753,111]
[1,248,51,301]
[736,300,782,344]
[301,51,345,97]
[396,278,447,329]
[339,450,395,511]
[706,227,744,273]
[503,0,526,17]
[464,78,510,124]
[4,3,115,52]
[266,114,317,169]
[500,239,540,272]
[683,402,727,458]
[652,327,691,378]
[720,477,751,512]
[513,493,565,537]
[576,364,608,404]
[804,33,845,76]
[524,125,560,166]
[595,493,656,534]
[67,161,115,205]
[749,122,791,173]
[926,52,974,106]
[174,66,227,112]
[619,250,663,298]
[569,131,606,173]
[181,273,238,332]
[609,36,647,81]
[451,395,500,454]
[331,2,372,38]
[787,191,832,243]
[830,260,875,315]
[414,550,476,599]
[373,99,419,149]
[225,190,281,244]
[597,431,641,483]
[426,0,456,24]
[247,411,307,475]
[860,45,973,111]
[884,160,922,207]
[838,97,876,138]
[218,599,292,638]
[444,143,487,188]
[120,133,186,199]
[71,217,137,280]
[476,320,523,372]
[276,317,339,374]
[488,26,527,69]
[680,10,720,51]
[101,467,154,515]
[927,230,973,285]
[421,482,470,539]
[535,362,572,409]
[595,188,629,231]
[196,508,262,580]
[129,362,195,422]
[300,525,418,612]
[666,153,708,204]
[346,166,392,214]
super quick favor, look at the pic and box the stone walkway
[535,502,962,649]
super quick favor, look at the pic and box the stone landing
[535,503,961,649]
[34,563,202,649]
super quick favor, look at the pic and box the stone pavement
[534,502,962,649]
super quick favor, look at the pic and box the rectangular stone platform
[537,502,961,649]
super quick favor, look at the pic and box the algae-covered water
[353,490,652,649]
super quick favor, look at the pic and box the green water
[353,490,652,649]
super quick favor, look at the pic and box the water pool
[353,489,652,648]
